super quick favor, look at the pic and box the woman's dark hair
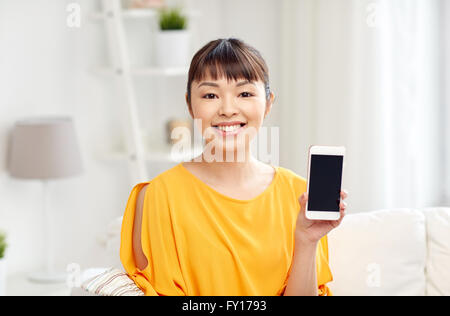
[186,38,271,110]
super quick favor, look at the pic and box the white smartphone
[305,145,345,221]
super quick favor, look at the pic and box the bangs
[193,49,267,84]
[187,39,270,104]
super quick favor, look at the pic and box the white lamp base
[27,180,67,285]
[28,271,67,284]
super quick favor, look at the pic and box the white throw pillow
[327,209,426,296]
[422,207,450,296]
[81,267,144,296]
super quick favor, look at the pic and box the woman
[120,38,348,296]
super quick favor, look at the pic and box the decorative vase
[124,0,165,9]
[0,258,6,296]
[155,29,191,68]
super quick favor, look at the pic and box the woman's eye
[240,92,253,98]
[203,93,216,99]
[202,92,253,99]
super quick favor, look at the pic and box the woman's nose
[218,98,239,116]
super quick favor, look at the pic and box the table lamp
[7,116,84,283]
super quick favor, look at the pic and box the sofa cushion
[327,208,426,295]
[422,207,450,296]
[81,267,144,296]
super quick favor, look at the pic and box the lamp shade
[8,116,84,179]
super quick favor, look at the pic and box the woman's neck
[191,152,261,184]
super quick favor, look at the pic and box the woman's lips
[212,124,247,136]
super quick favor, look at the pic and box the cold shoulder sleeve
[316,235,333,296]
[120,180,187,296]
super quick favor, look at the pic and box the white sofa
[74,207,450,296]
[327,207,450,296]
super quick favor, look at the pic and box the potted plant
[155,6,191,68]
[0,231,7,296]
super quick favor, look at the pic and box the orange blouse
[120,163,333,296]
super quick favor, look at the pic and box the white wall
[443,0,450,205]
[0,0,284,276]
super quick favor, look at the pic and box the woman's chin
[200,143,251,162]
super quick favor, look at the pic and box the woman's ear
[185,92,194,119]
[264,92,275,119]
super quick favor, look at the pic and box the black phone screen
[307,154,343,212]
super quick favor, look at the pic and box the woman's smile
[212,122,248,137]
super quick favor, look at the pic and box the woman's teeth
[215,124,244,132]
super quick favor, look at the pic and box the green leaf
[0,232,7,259]
[158,6,187,30]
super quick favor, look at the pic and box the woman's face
[186,74,274,160]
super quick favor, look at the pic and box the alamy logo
[67,3,81,28]
[66,262,82,288]
[169,119,280,165]
[366,262,381,288]
[366,2,380,28]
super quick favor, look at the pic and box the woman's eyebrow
[236,80,256,87]
[197,82,219,88]
[197,81,255,88]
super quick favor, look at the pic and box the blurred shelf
[99,145,203,163]
[90,8,201,20]
[92,66,189,77]
[7,273,70,296]
[91,1,202,181]
[90,9,153,20]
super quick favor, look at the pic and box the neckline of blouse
[178,162,280,204]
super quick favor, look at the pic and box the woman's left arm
[283,190,348,296]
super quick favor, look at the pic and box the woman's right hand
[294,190,348,245]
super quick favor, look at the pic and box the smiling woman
[184,39,275,161]
[120,38,345,296]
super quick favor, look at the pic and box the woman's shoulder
[276,166,307,194]
[131,163,185,191]
[277,165,306,182]
[153,163,186,184]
